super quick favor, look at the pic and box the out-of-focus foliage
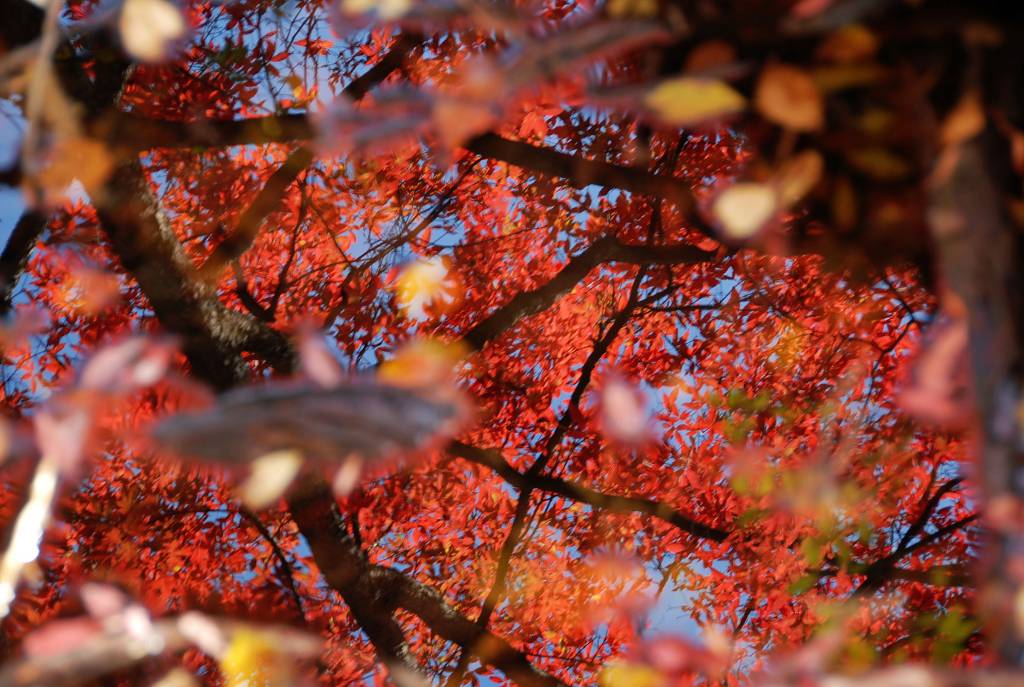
[2,0,1022,685]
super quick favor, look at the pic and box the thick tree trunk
[930,128,1024,663]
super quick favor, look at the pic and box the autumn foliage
[0,1,1022,686]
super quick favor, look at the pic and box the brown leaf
[845,147,911,181]
[755,64,824,131]
[35,137,113,206]
[812,64,887,93]
[831,176,858,231]
[685,41,737,73]
[151,381,466,466]
[775,150,824,207]
[816,25,878,63]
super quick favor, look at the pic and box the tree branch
[107,111,711,229]
[287,478,568,687]
[0,209,46,317]
[195,32,421,283]
[197,146,314,283]
[97,159,295,388]
[448,441,728,542]
[461,235,716,350]
[897,477,963,552]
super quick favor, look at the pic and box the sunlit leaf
[340,0,411,20]
[642,633,731,678]
[432,96,500,154]
[378,337,468,389]
[81,583,132,620]
[22,616,103,658]
[711,182,779,240]
[900,316,970,426]
[221,629,292,687]
[315,89,432,155]
[606,0,659,18]
[78,337,175,394]
[297,330,344,388]
[393,256,461,320]
[598,661,665,687]
[118,0,188,63]
[0,457,59,618]
[332,455,364,496]
[238,450,304,510]
[60,266,122,315]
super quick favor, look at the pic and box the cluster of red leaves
[0,0,982,684]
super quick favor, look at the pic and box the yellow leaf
[812,64,886,92]
[221,630,289,687]
[856,108,893,135]
[393,256,461,320]
[712,183,779,240]
[755,64,824,131]
[644,78,746,126]
[776,150,824,207]
[378,338,467,389]
[845,147,911,181]
[598,662,666,687]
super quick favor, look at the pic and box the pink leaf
[600,377,651,444]
[22,617,103,658]
[899,316,970,427]
[297,330,344,388]
[78,337,175,394]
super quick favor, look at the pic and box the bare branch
[462,235,716,350]
[448,441,729,542]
